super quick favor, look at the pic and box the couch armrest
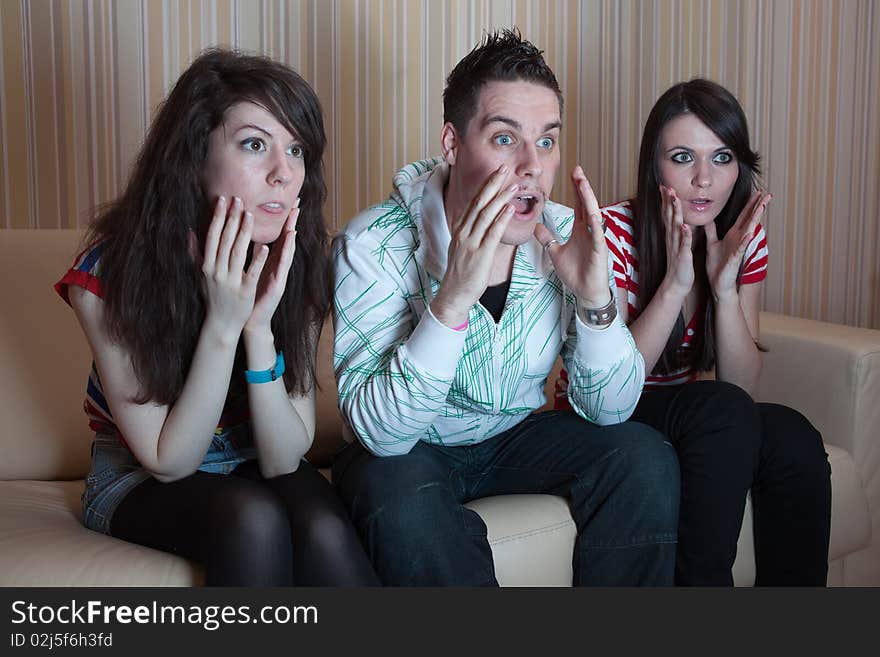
[755,311,880,467]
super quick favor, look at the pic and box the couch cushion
[826,444,871,560]
[465,494,577,586]
[0,479,201,586]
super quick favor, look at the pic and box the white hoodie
[332,158,645,457]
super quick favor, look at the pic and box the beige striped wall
[1,0,878,329]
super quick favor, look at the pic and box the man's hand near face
[430,164,517,328]
[534,165,612,309]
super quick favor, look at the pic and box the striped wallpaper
[1,0,878,329]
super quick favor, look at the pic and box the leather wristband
[245,351,285,384]
[577,289,618,328]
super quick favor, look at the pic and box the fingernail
[294,197,301,207]
[218,195,226,205]
[499,164,509,174]
[507,183,519,192]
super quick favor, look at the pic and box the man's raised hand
[431,164,517,328]
[535,166,611,308]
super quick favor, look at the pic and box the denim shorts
[82,425,257,535]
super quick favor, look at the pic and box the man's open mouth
[513,194,537,214]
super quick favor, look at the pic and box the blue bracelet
[245,351,285,384]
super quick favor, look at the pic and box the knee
[696,380,759,421]
[219,488,291,546]
[760,403,822,447]
[624,423,680,489]
[681,380,763,453]
[609,423,680,523]
[296,508,358,551]
[343,452,453,532]
[760,404,830,480]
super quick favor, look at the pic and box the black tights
[111,460,380,586]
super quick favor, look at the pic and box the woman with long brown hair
[56,48,377,586]
[557,78,831,585]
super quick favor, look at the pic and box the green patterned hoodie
[332,158,645,456]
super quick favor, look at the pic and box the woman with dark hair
[55,48,378,586]
[557,78,831,585]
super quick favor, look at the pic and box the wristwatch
[577,288,618,328]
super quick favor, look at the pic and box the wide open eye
[241,137,267,153]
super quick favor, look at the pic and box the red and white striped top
[555,199,768,406]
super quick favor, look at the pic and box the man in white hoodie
[331,29,679,585]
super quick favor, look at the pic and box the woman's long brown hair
[88,48,331,404]
[632,78,761,375]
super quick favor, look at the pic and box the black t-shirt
[479,280,511,323]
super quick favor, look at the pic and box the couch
[1,228,877,586]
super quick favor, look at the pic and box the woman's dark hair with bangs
[442,27,563,134]
[633,78,761,375]
[88,48,331,404]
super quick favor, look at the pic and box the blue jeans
[332,411,679,586]
[83,426,257,535]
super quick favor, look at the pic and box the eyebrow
[665,144,730,153]
[482,115,562,133]
[231,123,274,138]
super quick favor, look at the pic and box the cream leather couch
[1,229,877,586]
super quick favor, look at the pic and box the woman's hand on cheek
[244,206,299,335]
[660,185,694,298]
[705,190,771,301]
[201,195,268,344]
